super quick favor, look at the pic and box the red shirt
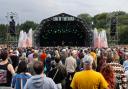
[40,52,47,61]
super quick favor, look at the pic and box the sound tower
[110,17,117,36]
[6,12,18,47]
[9,16,16,36]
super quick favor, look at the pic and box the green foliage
[0,11,128,45]
[19,21,38,32]
[0,21,38,44]
[78,11,128,44]
[77,13,92,25]
[0,24,7,43]
[118,14,128,25]
[118,25,128,44]
[111,11,126,16]
[93,13,108,29]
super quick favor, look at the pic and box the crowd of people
[0,46,128,89]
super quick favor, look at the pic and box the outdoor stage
[34,13,92,47]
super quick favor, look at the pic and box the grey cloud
[0,0,128,24]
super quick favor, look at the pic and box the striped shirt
[108,62,127,89]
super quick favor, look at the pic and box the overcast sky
[0,0,128,24]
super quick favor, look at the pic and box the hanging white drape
[18,28,33,48]
[93,28,99,48]
[93,29,108,48]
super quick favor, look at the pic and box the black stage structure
[34,13,92,47]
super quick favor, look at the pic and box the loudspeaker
[110,17,117,36]
[9,17,16,36]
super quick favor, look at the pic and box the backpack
[48,64,67,84]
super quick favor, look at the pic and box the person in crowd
[112,49,120,63]
[65,50,77,89]
[24,61,57,89]
[123,52,128,70]
[90,48,97,60]
[70,55,109,89]
[118,48,125,65]
[106,48,113,63]
[54,50,60,59]
[45,53,52,75]
[60,48,68,65]
[76,49,84,71]
[40,50,47,61]
[11,60,31,89]
[19,49,28,63]
[108,59,127,89]
[40,50,47,67]
[100,64,116,89]
[14,48,20,57]
[90,48,97,69]
[96,54,108,72]
[32,52,38,61]
[9,49,19,70]
[96,56,102,72]
[27,52,38,75]
[28,48,35,63]
[122,52,128,88]
[125,70,128,88]
[0,50,15,87]
[48,55,67,89]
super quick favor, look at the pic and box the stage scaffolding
[5,12,19,48]
[106,13,119,47]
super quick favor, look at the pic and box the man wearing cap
[70,55,109,89]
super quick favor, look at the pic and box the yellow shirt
[90,52,97,60]
[70,70,108,89]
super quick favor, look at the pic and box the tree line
[77,11,128,44]
[0,11,128,44]
[0,21,38,44]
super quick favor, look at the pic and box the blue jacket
[11,73,31,89]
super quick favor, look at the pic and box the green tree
[0,24,7,43]
[77,13,92,25]
[111,11,126,16]
[118,25,128,44]
[113,11,128,44]
[93,13,108,29]
[19,21,38,32]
